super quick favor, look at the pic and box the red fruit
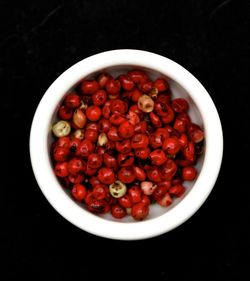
[149,150,167,166]
[118,74,135,91]
[183,141,195,161]
[187,123,204,143]
[56,136,70,148]
[134,121,147,134]
[68,173,85,184]
[53,147,70,162]
[149,112,162,127]
[140,81,153,93]
[182,166,197,181]
[81,80,99,95]
[134,147,150,159]
[169,184,185,197]
[97,72,111,88]
[93,184,108,200]
[126,110,140,126]
[172,98,189,113]
[131,202,149,220]
[154,78,169,92]
[118,121,135,139]
[71,184,87,201]
[131,134,149,149]
[110,113,126,126]
[111,204,126,219]
[128,70,148,85]
[111,99,128,114]
[118,167,136,184]
[89,176,101,187]
[87,153,103,169]
[105,79,121,95]
[102,102,112,119]
[54,162,68,177]
[92,90,107,106]
[69,138,81,154]
[98,119,111,133]
[107,126,122,141]
[58,105,73,120]
[152,181,171,201]
[162,137,181,156]
[146,166,161,182]
[115,139,131,154]
[86,106,102,122]
[160,105,175,124]
[77,139,95,157]
[64,93,81,108]
[134,166,146,181]
[86,122,98,131]
[118,152,134,167]
[68,158,86,175]
[118,194,133,208]
[160,159,177,181]
[87,197,108,214]
[141,194,151,206]
[128,185,142,203]
[97,167,115,185]
[149,133,163,149]
[103,153,117,168]
[85,129,98,142]
[157,192,172,207]
[130,88,143,103]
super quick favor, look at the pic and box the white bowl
[29,49,223,240]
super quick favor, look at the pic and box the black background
[2,0,250,280]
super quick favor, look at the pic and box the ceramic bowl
[30,49,223,240]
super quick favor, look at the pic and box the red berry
[118,74,135,91]
[131,202,149,220]
[128,185,142,203]
[53,146,70,162]
[118,167,136,184]
[118,121,135,139]
[111,204,126,219]
[131,134,149,149]
[65,93,81,108]
[97,167,115,185]
[68,158,86,175]
[58,105,73,120]
[71,184,87,201]
[93,184,108,200]
[118,194,133,208]
[54,162,68,177]
[105,79,121,95]
[182,166,197,181]
[87,153,103,169]
[86,105,102,122]
[149,150,167,166]
[172,98,189,113]
[92,90,107,106]
[81,80,99,95]
[169,184,185,197]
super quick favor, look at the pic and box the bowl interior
[48,65,205,223]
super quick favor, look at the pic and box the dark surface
[2,0,250,280]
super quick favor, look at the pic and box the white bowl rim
[29,49,223,240]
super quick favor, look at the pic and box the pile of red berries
[51,70,204,220]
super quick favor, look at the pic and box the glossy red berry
[128,185,142,203]
[111,204,126,219]
[77,139,95,157]
[118,194,133,208]
[149,150,167,166]
[169,184,185,197]
[85,129,98,142]
[68,158,86,175]
[118,121,135,139]
[71,184,87,201]
[118,152,134,167]
[54,162,68,177]
[131,202,149,220]
[87,153,103,169]
[103,153,117,168]
[115,139,131,153]
[105,79,121,95]
[182,166,197,181]
[172,98,189,113]
[131,134,149,150]
[92,90,107,106]
[93,184,108,200]
[53,146,70,162]
[58,105,73,120]
[65,93,81,108]
[134,166,146,181]
[134,147,150,159]
[97,167,115,185]
[81,80,99,95]
[86,106,102,122]
[118,74,135,91]
[118,167,136,184]
[162,137,181,156]
[160,159,177,181]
